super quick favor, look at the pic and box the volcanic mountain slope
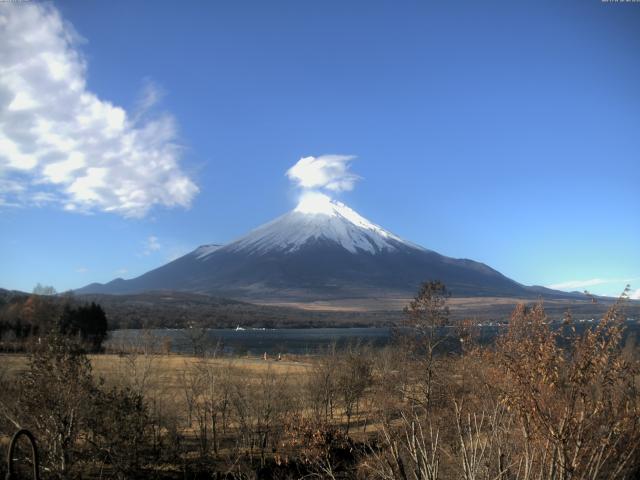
[77,194,569,301]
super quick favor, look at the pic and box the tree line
[0,288,108,352]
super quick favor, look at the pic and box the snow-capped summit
[225,192,419,255]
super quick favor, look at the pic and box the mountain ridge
[76,195,579,301]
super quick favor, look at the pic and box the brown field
[0,352,313,402]
[257,294,640,319]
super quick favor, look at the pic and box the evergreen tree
[58,302,108,352]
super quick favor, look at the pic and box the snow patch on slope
[193,244,223,260]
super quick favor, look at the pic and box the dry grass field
[1,351,310,373]
[0,352,313,409]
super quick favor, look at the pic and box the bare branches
[490,301,640,480]
[363,408,440,480]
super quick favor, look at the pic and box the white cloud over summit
[0,3,198,217]
[286,155,359,193]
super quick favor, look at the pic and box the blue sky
[0,0,638,298]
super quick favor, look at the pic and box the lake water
[106,321,639,356]
[107,327,396,355]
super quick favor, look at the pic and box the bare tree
[32,283,57,296]
[403,281,450,410]
[336,344,373,434]
[306,343,339,422]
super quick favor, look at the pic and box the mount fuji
[77,193,561,301]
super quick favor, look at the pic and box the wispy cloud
[547,277,637,292]
[142,235,161,255]
[75,266,88,274]
[286,155,359,192]
[631,289,640,300]
[133,79,166,122]
[0,4,198,217]
[547,278,610,290]
[115,268,128,275]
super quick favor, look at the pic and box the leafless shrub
[452,399,516,480]
[489,295,640,480]
[279,413,355,479]
[362,408,440,480]
[13,334,96,478]
[88,385,151,480]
